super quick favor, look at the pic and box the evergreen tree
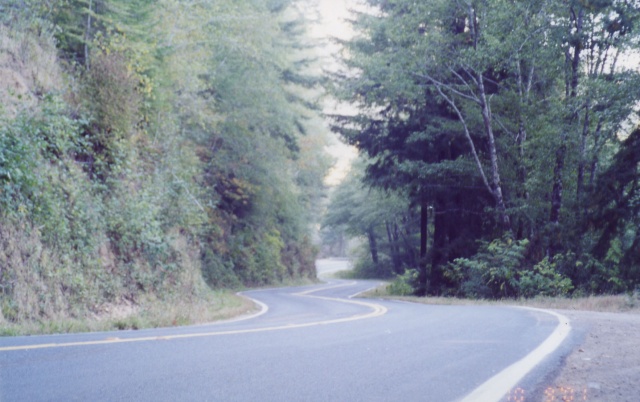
[332,0,640,296]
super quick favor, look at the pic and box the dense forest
[0,0,330,325]
[1,0,639,329]
[324,0,640,298]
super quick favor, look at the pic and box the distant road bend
[0,260,571,402]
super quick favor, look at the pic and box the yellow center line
[0,283,387,353]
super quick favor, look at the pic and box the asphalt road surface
[0,260,572,402]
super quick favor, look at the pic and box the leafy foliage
[519,259,574,299]
[446,237,529,299]
[446,237,573,299]
[0,0,329,324]
[387,269,419,296]
[329,0,640,298]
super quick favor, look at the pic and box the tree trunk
[337,231,345,257]
[386,221,402,273]
[548,6,584,260]
[419,202,429,291]
[398,218,417,267]
[550,139,567,226]
[589,119,603,187]
[569,9,584,98]
[392,222,402,274]
[576,98,591,216]
[549,137,566,261]
[516,60,534,238]
[477,73,511,231]
[85,0,93,68]
[367,228,379,265]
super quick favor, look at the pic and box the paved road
[0,261,571,401]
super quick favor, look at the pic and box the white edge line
[348,282,386,299]
[227,279,354,324]
[184,292,270,328]
[230,292,269,323]
[459,307,572,402]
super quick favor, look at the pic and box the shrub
[84,50,141,137]
[201,250,241,289]
[519,258,574,298]
[387,269,419,296]
[446,236,578,299]
[0,116,39,215]
[553,251,626,295]
[352,258,392,279]
[447,236,529,299]
[80,49,141,180]
[281,236,318,280]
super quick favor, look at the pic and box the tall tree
[547,0,640,259]
[331,0,640,295]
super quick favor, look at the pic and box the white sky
[309,0,355,41]
[306,0,359,186]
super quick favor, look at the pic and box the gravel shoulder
[540,310,640,402]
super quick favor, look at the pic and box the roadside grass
[361,284,640,314]
[262,277,320,288]
[331,270,356,279]
[326,268,393,282]
[0,276,320,337]
[0,290,256,336]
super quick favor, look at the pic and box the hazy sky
[307,0,359,186]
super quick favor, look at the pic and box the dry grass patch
[0,24,62,117]
[0,291,257,336]
[362,284,640,314]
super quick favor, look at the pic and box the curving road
[0,260,572,402]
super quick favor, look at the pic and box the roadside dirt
[535,310,640,402]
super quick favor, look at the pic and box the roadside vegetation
[322,0,640,300]
[0,290,255,336]
[3,0,639,333]
[359,279,640,315]
[0,0,329,332]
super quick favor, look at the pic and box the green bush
[553,251,626,295]
[0,115,40,216]
[201,249,241,289]
[519,258,574,298]
[446,237,577,299]
[387,269,419,296]
[447,237,529,298]
[351,258,391,279]
[285,236,318,279]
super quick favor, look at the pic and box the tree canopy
[326,0,640,297]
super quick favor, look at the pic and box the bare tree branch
[416,72,481,104]
[449,66,480,100]
[432,85,492,195]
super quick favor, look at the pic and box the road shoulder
[539,310,640,402]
